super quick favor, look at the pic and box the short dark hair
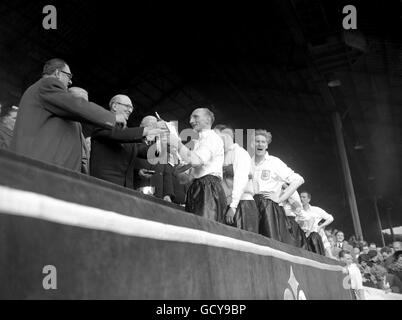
[380,246,392,254]
[214,124,234,138]
[339,250,351,259]
[43,58,67,76]
[300,191,311,199]
[358,254,370,264]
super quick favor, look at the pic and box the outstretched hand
[145,127,169,137]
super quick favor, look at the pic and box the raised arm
[39,77,116,129]
[91,126,145,142]
[317,207,334,231]
[276,158,304,203]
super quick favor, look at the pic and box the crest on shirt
[261,169,270,180]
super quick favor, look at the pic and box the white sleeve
[287,192,302,215]
[317,207,333,221]
[274,158,303,184]
[349,264,363,290]
[230,148,251,209]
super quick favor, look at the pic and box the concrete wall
[0,150,351,299]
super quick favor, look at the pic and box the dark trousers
[307,231,326,255]
[254,194,308,248]
[185,175,227,223]
[226,199,259,233]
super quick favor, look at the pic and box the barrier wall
[364,287,402,300]
[0,150,352,299]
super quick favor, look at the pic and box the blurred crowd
[326,228,402,294]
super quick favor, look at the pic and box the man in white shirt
[251,129,306,247]
[339,250,365,300]
[213,124,259,233]
[298,191,334,257]
[279,185,309,248]
[168,107,226,222]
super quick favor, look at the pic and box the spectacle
[116,102,134,110]
[60,70,73,80]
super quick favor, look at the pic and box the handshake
[146,120,182,146]
[113,111,182,146]
[143,120,171,138]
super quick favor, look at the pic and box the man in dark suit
[90,97,167,188]
[334,230,354,252]
[10,58,127,171]
[68,87,92,174]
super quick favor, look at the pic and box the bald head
[69,87,88,101]
[109,94,134,117]
[190,107,215,132]
[140,115,157,128]
[109,94,132,108]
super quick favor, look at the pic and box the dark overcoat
[10,77,116,171]
[90,127,145,188]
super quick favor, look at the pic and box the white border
[0,185,343,272]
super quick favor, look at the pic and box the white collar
[253,151,270,164]
[198,128,212,138]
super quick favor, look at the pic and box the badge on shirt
[261,170,270,180]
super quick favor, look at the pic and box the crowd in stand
[1,58,401,299]
[326,228,402,294]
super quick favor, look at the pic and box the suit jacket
[90,126,145,188]
[335,240,354,252]
[10,77,115,171]
[0,124,13,150]
[133,142,174,199]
